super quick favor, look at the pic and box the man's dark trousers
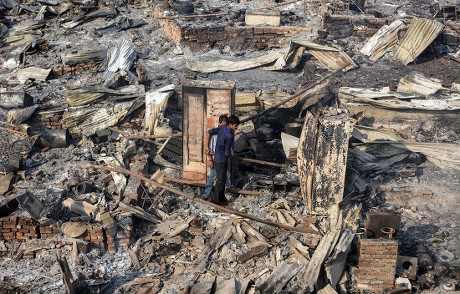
[212,161,228,204]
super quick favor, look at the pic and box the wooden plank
[245,10,281,27]
[258,260,303,293]
[190,274,216,294]
[237,244,268,263]
[0,173,14,194]
[56,252,78,294]
[303,205,343,293]
[62,198,96,217]
[119,202,161,224]
[297,111,319,210]
[214,278,237,294]
[325,228,355,287]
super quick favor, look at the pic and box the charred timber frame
[297,112,352,211]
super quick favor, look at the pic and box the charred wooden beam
[240,68,342,124]
[298,110,352,211]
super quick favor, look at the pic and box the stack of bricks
[322,13,388,39]
[0,217,39,240]
[100,211,117,253]
[30,110,65,130]
[83,225,106,249]
[16,217,39,240]
[357,239,398,292]
[113,229,131,251]
[0,216,39,241]
[39,225,59,238]
[0,216,19,241]
[1,216,63,241]
[152,5,311,51]
[124,154,148,205]
[52,61,100,77]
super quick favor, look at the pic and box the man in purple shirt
[207,115,240,205]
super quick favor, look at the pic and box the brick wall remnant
[152,5,311,51]
[357,239,398,292]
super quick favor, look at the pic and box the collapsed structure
[0,0,459,293]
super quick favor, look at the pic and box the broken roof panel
[266,40,357,72]
[397,73,446,96]
[393,18,444,65]
[185,49,284,73]
[338,87,460,110]
[360,20,406,61]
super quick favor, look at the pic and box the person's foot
[221,201,234,207]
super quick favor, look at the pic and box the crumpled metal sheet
[393,18,444,65]
[360,20,406,61]
[103,38,137,81]
[266,40,357,72]
[185,49,284,73]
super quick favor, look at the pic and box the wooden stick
[240,68,342,123]
[89,164,308,233]
[125,132,182,139]
[156,13,228,19]
[234,156,286,168]
[227,188,261,196]
[163,176,262,196]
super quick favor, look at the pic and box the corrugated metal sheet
[394,18,444,65]
[308,49,357,72]
[266,40,357,72]
[360,20,406,61]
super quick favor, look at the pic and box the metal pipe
[36,129,69,148]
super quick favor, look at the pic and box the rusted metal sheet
[394,18,444,65]
[182,80,235,183]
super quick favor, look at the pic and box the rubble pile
[0,0,459,293]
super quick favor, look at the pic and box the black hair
[219,115,229,123]
[228,115,240,125]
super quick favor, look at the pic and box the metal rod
[89,164,308,233]
[125,132,182,140]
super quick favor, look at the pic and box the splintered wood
[297,110,352,212]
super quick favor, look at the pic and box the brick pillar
[357,239,398,292]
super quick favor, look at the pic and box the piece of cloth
[212,161,228,204]
[208,126,234,163]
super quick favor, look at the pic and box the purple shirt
[208,125,234,163]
